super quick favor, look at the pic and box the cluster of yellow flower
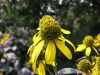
[0,32,10,75]
[76,34,100,75]
[27,15,100,75]
[0,33,10,44]
[76,35,100,56]
[27,15,75,75]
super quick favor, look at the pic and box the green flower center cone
[77,59,91,73]
[83,36,94,46]
[39,15,61,40]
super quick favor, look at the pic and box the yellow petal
[3,53,6,58]
[33,34,42,46]
[65,39,76,52]
[38,61,45,75]
[51,61,56,66]
[59,36,76,52]
[32,62,38,74]
[85,47,91,56]
[27,44,34,54]
[92,70,98,75]
[78,44,84,46]
[61,28,71,34]
[54,39,72,60]
[32,40,45,63]
[92,46,100,55]
[76,44,86,51]
[45,40,56,64]
[37,27,40,30]
[0,33,10,44]
[32,33,37,42]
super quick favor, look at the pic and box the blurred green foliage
[0,0,100,75]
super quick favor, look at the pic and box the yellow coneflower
[3,53,6,58]
[94,33,100,47]
[0,33,10,44]
[76,35,99,56]
[28,15,75,65]
[92,56,100,75]
[77,59,91,75]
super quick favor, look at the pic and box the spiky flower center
[77,59,91,72]
[83,36,94,46]
[39,15,61,40]
[96,57,100,70]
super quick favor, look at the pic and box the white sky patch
[90,3,93,6]
[80,0,84,3]
[9,0,12,2]
[17,0,19,2]
[58,0,63,5]
[47,4,55,13]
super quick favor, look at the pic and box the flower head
[39,15,61,40]
[0,33,10,44]
[76,35,99,56]
[77,59,91,73]
[28,15,75,66]
[83,36,94,46]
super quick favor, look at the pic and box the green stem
[53,59,58,75]
[53,66,58,75]
[44,64,54,75]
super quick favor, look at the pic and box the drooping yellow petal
[61,28,71,34]
[59,35,76,52]
[54,39,72,60]
[51,61,56,66]
[65,39,76,52]
[32,40,45,63]
[85,47,91,56]
[92,69,98,75]
[27,44,34,54]
[38,61,45,75]
[92,46,100,55]
[76,44,86,51]
[32,33,37,42]
[32,62,38,74]
[33,34,42,46]
[45,40,56,64]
